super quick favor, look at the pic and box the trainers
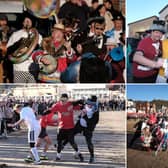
[40,155,48,160]
[89,156,94,163]
[24,157,33,163]
[0,164,8,168]
[78,153,84,162]
[55,157,61,161]
[1,133,7,139]
[55,153,61,161]
[73,152,79,159]
[33,160,41,165]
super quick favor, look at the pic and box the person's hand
[162,59,168,69]
[163,59,168,78]
[40,57,51,65]
[76,44,83,54]
[154,58,164,68]
[19,47,28,54]
[7,123,14,127]
[76,0,82,6]
[77,56,82,61]
[36,115,41,120]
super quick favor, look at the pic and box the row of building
[127,100,156,113]
[127,99,168,114]
[128,4,168,38]
[0,84,125,102]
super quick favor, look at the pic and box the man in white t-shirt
[8,103,41,164]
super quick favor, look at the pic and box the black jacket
[81,35,107,57]
[58,2,89,32]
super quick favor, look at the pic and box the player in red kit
[51,93,84,162]
[36,111,58,160]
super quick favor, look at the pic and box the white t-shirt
[104,11,114,32]
[163,121,168,128]
[161,128,168,134]
[20,106,40,131]
[80,105,94,127]
[114,30,122,44]
[141,122,147,131]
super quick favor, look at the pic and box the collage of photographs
[0,0,167,168]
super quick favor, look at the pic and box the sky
[127,0,168,24]
[127,85,168,101]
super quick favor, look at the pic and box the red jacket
[51,101,77,129]
[148,113,157,125]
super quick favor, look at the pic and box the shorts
[38,127,48,139]
[74,121,93,138]
[57,128,74,142]
[28,127,41,143]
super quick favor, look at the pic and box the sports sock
[31,147,40,161]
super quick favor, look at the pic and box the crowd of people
[99,98,125,111]
[0,0,125,83]
[0,98,54,137]
[0,95,125,133]
[0,93,100,164]
[129,111,168,155]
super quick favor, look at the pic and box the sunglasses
[95,27,104,31]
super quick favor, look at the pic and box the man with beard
[32,23,77,83]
